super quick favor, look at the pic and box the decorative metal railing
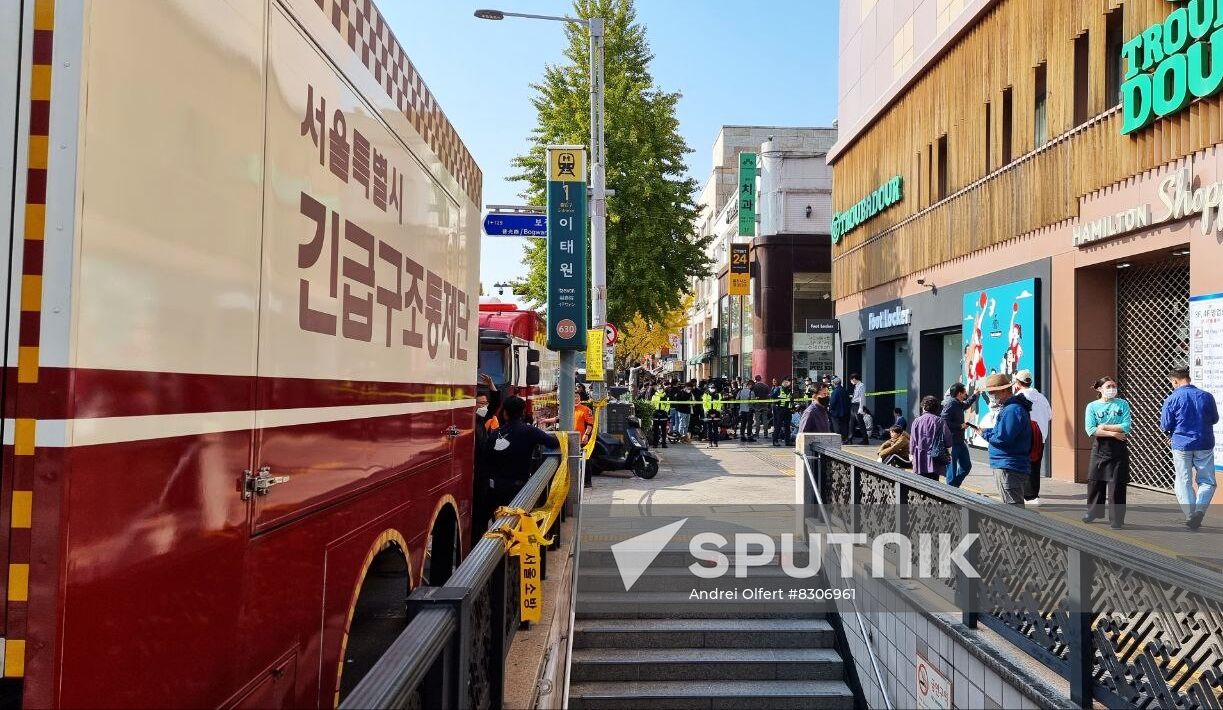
[340,442,576,710]
[801,442,1223,709]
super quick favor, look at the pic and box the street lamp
[475,8,609,422]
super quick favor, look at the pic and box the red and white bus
[1,0,481,705]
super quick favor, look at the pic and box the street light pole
[476,8,609,421]
[587,18,608,407]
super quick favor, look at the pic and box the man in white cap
[1012,369,1050,505]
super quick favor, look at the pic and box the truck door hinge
[242,466,290,500]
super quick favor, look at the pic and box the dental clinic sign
[1074,164,1223,246]
[1121,0,1223,135]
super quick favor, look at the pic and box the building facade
[830,0,1223,489]
[687,126,838,383]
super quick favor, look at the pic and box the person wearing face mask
[1082,376,1131,529]
[772,378,794,447]
[471,373,503,536]
[940,382,982,487]
[672,384,694,442]
[475,372,501,430]
[650,385,670,448]
[979,373,1032,506]
[797,382,834,435]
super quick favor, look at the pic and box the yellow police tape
[482,434,571,623]
[636,390,908,406]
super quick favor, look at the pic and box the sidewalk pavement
[843,442,1223,573]
[583,438,796,507]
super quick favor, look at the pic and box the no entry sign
[604,322,618,346]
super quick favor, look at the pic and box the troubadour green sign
[831,176,903,245]
[1122,0,1223,135]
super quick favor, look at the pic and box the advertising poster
[962,279,1039,436]
[1190,292,1223,471]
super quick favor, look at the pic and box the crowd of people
[870,367,1217,531]
[470,363,1218,537]
[635,374,849,448]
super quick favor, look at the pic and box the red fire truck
[2,0,482,706]
[478,299,560,424]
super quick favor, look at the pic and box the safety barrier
[799,442,1223,708]
[340,433,582,710]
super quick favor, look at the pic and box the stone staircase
[567,553,858,709]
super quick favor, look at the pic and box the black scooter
[588,416,660,479]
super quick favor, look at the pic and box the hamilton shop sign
[1073,164,1223,246]
[1121,0,1223,135]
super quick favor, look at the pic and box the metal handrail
[806,442,1223,601]
[801,441,1223,708]
[795,449,893,710]
[341,452,565,709]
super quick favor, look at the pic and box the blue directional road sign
[482,213,547,237]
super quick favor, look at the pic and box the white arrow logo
[609,518,688,591]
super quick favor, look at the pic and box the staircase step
[576,592,823,619]
[568,679,855,710]
[573,617,835,649]
[570,647,843,682]
[577,566,806,593]
[580,551,815,570]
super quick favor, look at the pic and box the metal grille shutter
[1116,258,1190,492]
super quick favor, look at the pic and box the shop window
[984,101,991,173]
[1074,33,1090,126]
[1105,8,1124,105]
[1002,87,1013,163]
[937,135,948,200]
[1034,63,1048,146]
[927,143,934,207]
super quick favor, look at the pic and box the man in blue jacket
[829,377,852,442]
[1161,367,1219,529]
[980,374,1032,507]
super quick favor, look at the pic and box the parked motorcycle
[588,416,660,479]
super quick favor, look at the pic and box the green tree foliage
[510,0,711,327]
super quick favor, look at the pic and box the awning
[687,354,710,365]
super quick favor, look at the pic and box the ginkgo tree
[510,0,711,327]
[617,296,692,367]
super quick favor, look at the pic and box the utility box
[604,402,635,434]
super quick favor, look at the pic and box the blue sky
[382,1,841,298]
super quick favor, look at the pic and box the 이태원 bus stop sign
[546,146,588,351]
